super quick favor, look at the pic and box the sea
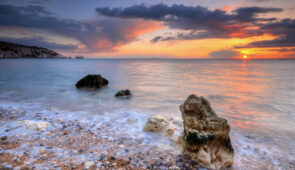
[0,58,294,169]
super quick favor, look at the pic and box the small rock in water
[1,136,8,141]
[115,89,131,97]
[21,120,50,130]
[76,74,108,89]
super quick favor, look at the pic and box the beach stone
[179,94,234,169]
[1,136,8,141]
[115,89,131,97]
[144,115,169,132]
[21,120,50,130]
[99,154,106,161]
[96,163,101,168]
[170,166,180,170]
[76,74,108,89]
[85,161,95,169]
[4,164,12,169]
[13,157,19,162]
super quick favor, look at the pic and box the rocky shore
[0,107,207,170]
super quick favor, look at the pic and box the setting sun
[243,55,248,59]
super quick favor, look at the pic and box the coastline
[0,107,195,170]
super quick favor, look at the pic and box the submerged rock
[76,74,108,89]
[144,115,169,132]
[144,115,175,136]
[115,89,131,97]
[179,94,234,169]
[21,120,50,130]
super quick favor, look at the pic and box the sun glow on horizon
[243,55,248,59]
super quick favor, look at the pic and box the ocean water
[0,58,294,168]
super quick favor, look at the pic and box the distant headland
[0,41,83,59]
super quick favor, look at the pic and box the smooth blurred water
[0,58,294,168]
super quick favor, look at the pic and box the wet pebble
[78,148,84,153]
[176,155,182,163]
[4,164,12,169]
[12,157,19,162]
[99,154,106,161]
[85,161,95,169]
[1,136,8,141]
[160,166,166,170]
[170,166,180,170]
[176,162,185,167]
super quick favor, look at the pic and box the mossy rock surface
[183,130,216,146]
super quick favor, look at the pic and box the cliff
[0,41,63,58]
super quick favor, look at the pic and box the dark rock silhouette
[115,89,131,97]
[76,75,108,89]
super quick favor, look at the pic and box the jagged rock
[179,94,234,169]
[115,89,131,97]
[76,74,108,89]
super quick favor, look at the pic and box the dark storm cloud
[0,4,147,52]
[233,7,282,22]
[96,4,283,43]
[209,50,241,58]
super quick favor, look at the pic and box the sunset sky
[0,0,295,59]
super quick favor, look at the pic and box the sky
[0,0,295,59]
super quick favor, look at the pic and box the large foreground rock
[76,74,108,89]
[179,94,234,169]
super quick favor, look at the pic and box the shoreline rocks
[115,89,131,97]
[76,74,108,89]
[179,94,234,169]
[144,115,175,136]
